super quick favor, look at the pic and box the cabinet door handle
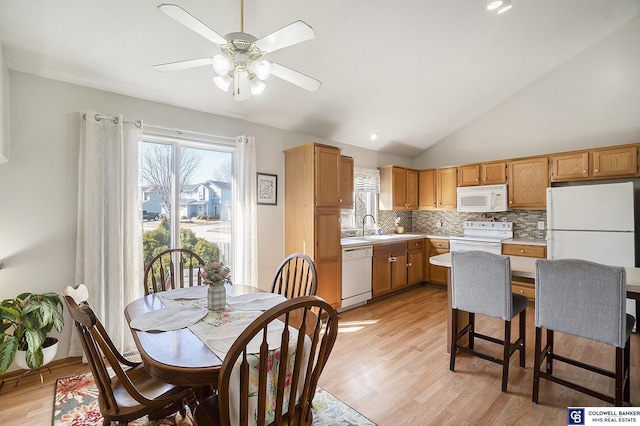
[407,263,412,267]
[389,257,397,262]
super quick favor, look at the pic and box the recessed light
[370,132,378,141]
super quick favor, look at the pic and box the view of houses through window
[140,138,234,272]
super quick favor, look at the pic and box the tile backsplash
[377,210,547,239]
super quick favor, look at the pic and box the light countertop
[502,238,547,246]
[429,252,640,298]
[341,233,461,247]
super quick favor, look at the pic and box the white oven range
[449,221,513,255]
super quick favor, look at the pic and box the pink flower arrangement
[200,261,232,286]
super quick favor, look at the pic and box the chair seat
[110,364,186,411]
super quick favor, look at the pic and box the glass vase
[207,284,226,311]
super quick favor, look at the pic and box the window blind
[354,167,380,193]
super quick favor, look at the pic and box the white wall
[0,71,408,365]
[0,40,9,163]
[412,17,640,169]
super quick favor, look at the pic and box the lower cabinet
[372,239,425,298]
[502,243,547,302]
[427,238,450,285]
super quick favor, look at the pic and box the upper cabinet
[315,145,342,207]
[437,167,457,210]
[458,161,506,186]
[507,156,549,209]
[418,168,457,210]
[550,145,639,182]
[339,155,354,208]
[379,166,419,210]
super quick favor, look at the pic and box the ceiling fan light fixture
[212,55,232,76]
[251,60,272,80]
[497,0,513,14]
[214,75,232,91]
[487,0,503,10]
[249,77,266,95]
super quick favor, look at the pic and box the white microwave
[457,184,508,212]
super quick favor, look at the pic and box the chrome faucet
[362,214,376,236]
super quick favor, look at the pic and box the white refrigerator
[546,181,637,327]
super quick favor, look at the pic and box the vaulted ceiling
[1,0,638,157]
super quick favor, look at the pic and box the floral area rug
[53,371,377,425]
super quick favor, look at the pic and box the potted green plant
[0,292,64,374]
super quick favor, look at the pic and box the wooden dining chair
[61,284,195,425]
[533,259,635,406]
[193,295,339,426]
[450,250,528,393]
[270,253,317,298]
[143,248,205,295]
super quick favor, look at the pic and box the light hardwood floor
[1,284,638,425]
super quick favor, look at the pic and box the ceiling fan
[153,2,322,101]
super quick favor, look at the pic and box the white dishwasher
[340,245,373,312]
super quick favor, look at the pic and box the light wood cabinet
[507,156,549,209]
[502,243,546,302]
[592,145,638,178]
[419,168,457,210]
[482,161,507,185]
[427,238,449,285]
[457,161,506,186]
[550,145,639,182]
[418,169,436,209]
[372,242,407,297]
[379,166,419,210]
[407,239,425,285]
[550,151,589,182]
[284,143,342,308]
[437,167,457,210]
[339,155,354,208]
[314,145,341,207]
[372,239,424,297]
[458,164,480,187]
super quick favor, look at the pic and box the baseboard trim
[0,356,83,381]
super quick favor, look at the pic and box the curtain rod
[82,113,142,128]
[82,113,237,144]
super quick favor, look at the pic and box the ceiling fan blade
[158,4,227,46]
[270,62,321,92]
[153,57,214,72]
[255,20,315,53]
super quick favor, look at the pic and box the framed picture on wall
[257,172,277,205]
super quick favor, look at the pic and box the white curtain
[233,136,257,287]
[72,111,143,356]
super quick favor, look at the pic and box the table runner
[153,287,309,425]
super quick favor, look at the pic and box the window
[140,133,234,271]
[340,167,380,235]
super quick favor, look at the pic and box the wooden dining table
[124,284,263,387]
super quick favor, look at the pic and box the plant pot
[13,337,59,370]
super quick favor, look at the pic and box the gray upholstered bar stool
[450,250,528,393]
[533,259,635,406]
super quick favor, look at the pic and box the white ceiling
[1,0,639,157]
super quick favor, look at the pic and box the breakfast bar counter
[429,252,640,300]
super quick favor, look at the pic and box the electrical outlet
[537,221,545,230]
[436,221,443,228]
